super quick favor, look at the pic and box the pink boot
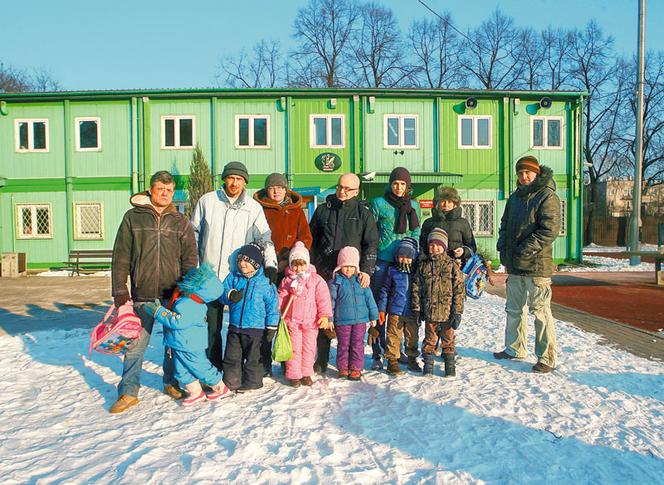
[206,381,231,401]
[183,381,206,406]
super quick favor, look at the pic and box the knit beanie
[333,246,361,275]
[515,155,540,174]
[265,172,288,189]
[221,161,249,183]
[396,236,418,260]
[237,242,264,270]
[427,228,449,252]
[389,166,412,187]
[288,241,310,267]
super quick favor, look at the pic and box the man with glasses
[309,172,379,374]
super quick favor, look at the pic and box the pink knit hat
[333,246,361,275]
[289,241,310,266]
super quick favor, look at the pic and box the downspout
[130,97,139,193]
[578,95,585,262]
[284,96,290,182]
[136,98,145,191]
[211,96,218,188]
[433,97,440,172]
[63,100,74,252]
[142,96,151,186]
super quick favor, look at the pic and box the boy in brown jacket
[411,228,465,377]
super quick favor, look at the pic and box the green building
[0,88,585,269]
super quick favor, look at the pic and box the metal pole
[629,0,646,265]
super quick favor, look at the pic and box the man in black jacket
[110,171,198,413]
[309,172,379,374]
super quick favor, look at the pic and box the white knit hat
[289,241,310,266]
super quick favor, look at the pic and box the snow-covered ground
[1,294,662,484]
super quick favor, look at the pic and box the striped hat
[515,155,541,174]
[396,236,419,260]
[427,228,449,251]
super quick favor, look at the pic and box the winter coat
[497,166,561,277]
[218,267,280,330]
[377,265,415,317]
[278,265,332,329]
[370,195,421,262]
[420,206,477,265]
[309,195,379,281]
[191,188,277,281]
[112,192,198,303]
[254,189,313,273]
[411,253,465,322]
[328,273,379,326]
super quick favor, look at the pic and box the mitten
[228,289,244,303]
[448,312,462,330]
[318,316,329,329]
[264,266,278,285]
[114,294,130,307]
[367,326,379,346]
[378,311,386,325]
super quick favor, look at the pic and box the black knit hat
[222,161,249,183]
[389,166,412,187]
[237,243,264,270]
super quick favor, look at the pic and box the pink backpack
[89,301,143,356]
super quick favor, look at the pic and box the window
[75,117,101,151]
[74,202,103,240]
[161,116,195,149]
[384,115,419,148]
[173,200,189,215]
[458,116,492,149]
[15,119,49,152]
[461,200,494,236]
[559,199,567,236]
[235,115,270,148]
[310,115,344,148]
[531,116,563,149]
[16,204,52,239]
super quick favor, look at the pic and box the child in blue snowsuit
[146,263,231,406]
[219,243,280,391]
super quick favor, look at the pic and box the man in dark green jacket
[110,171,198,413]
[493,156,561,373]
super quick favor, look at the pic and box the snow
[1,294,662,484]
[583,243,661,253]
[38,270,111,277]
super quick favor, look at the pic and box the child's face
[291,260,308,274]
[398,255,413,265]
[340,265,357,278]
[238,260,255,274]
[437,199,456,212]
[429,242,445,255]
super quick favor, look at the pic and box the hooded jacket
[111,191,198,302]
[411,252,465,322]
[277,264,332,329]
[328,273,379,326]
[370,194,421,262]
[420,204,476,264]
[218,267,280,331]
[496,166,562,277]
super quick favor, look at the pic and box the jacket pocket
[512,251,535,272]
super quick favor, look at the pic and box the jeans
[117,302,176,397]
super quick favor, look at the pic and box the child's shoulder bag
[461,254,491,300]
[89,300,143,356]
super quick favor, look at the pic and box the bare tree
[0,61,32,93]
[289,0,359,87]
[31,68,62,92]
[514,28,545,89]
[540,27,574,90]
[217,39,284,88]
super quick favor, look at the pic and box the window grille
[461,200,494,236]
[17,204,52,239]
[74,203,103,240]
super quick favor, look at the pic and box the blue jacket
[328,273,379,326]
[218,267,280,330]
[376,265,414,317]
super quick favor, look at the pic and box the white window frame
[16,203,53,239]
[461,200,494,236]
[161,115,196,149]
[309,114,345,148]
[15,119,49,153]
[559,199,567,236]
[458,115,492,149]
[74,117,102,152]
[383,114,419,149]
[235,115,271,149]
[530,116,564,150]
[73,202,104,240]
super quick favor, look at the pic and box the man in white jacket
[191,161,277,372]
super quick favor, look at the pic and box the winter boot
[371,357,383,370]
[398,352,409,364]
[387,359,404,376]
[407,356,422,373]
[301,376,314,386]
[348,369,362,381]
[207,381,231,401]
[183,381,207,406]
[422,353,434,376]
[443,353,456,379]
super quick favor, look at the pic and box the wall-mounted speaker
[465,97,478,110]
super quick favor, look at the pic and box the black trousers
[206,301,224,372]
[222,331,263,391]
[260,327,277,371]
[315,330,332,370]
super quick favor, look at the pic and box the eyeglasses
[336,185,359,193]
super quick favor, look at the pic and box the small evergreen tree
[186,145,213,217]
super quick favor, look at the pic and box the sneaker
[493,350,517,360]
[109,395,139,414]
[301,376,313,386]
[183,390,207,406]
[348,370,362,381]
[290,378,302,388]
[163,384,183,400]
[371,358,383,370]
[387,359,404,376]
[338,369,349,379]
[532,362,555,374]
[206,384,231,401]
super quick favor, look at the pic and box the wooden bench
[65,250,114,276]
[622,249,664,286]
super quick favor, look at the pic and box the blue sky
[2,0,662,90]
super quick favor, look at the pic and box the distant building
[597,178,664,217]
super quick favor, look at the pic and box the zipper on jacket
[238,276,251,328]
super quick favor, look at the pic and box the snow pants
[222,330,263,391]
[173,349,223,387]
[285,321,318,380]
[335,323,368,372]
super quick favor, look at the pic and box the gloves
[318,316,329,329]
[264,266,278,285]
[228,289,244,303]
[378,312,386,325]
[448,312,462,330]
[367,326,380,346]
[142,299,162,317]
[114,294,130,307]
[435,322,446,339]
[322,325,337,340]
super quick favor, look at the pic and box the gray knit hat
[221,161,249,183]
[265,172,288,189]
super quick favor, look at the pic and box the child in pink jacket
[278,241,333,387]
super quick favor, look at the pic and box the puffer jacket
[277,265,332,329]
[218,267,280,330]
[191,188,277,281]
[411,253,465,322]
[111,192,198,302]
[328,273,379,326]
[254,189,313,273]
[377,265,415,317]
[370,195,421,263]
[497,166,561,277]
[309,195,379,280]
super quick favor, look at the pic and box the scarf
[384,191,419,234]
[286,267,312,296]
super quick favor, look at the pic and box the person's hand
[453,247,464,258]
[264,266,278,285]
[367,326,379,346]
[378,312,386,325]
[318,317,329,329]
[228,289,244,303]
[114,294,130,307]
[358,271,371,288]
